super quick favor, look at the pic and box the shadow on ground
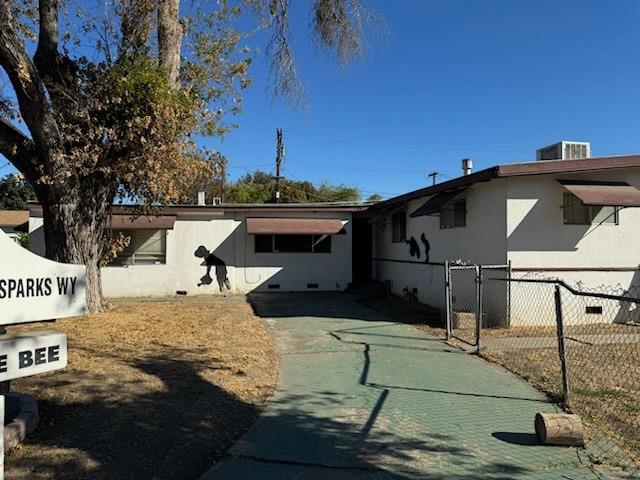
[6,349,259,480]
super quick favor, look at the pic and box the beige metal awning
[106,215,176,229]
[410,188,468,217]
[246,217,344,235]
[559,181,640,207]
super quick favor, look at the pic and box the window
[254,234,332,253]
[111,229,167,265]
[440,199,466,229]
[563,193,618,225]
[255,234,273,253]
[391,211,406,243]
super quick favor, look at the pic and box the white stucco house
[25,142,640,327]
[29,203,368,297]
[367,149,640,325]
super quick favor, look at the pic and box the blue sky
[203,0,640,199]
[3,1,640,200]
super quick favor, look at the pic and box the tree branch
[0,117,39,180]
[35,0,59,64]
[33,0,77,104]
[158,0,183,88]
[0,1,63,172]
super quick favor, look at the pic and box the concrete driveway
[202,293,624,479]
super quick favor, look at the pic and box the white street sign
[0,230,86,325]
[0,330,67,382]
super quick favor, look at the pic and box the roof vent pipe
[462,158,473,176]
[197,191,206,206]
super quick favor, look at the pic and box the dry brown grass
[481,323,638,338]
[4,296,278,480]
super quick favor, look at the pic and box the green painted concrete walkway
[202,293,624,480]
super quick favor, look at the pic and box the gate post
[506,260,512,328]
[554,285,571,405]
[444,261,451,341]
[475,265,483,353]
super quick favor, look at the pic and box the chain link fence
[478,273,640,477]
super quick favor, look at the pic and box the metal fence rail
[477,274,640,477]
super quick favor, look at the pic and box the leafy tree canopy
[202,169,367,204]
[0,174,35,209]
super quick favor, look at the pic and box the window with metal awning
[558,180,640,207]
[105,216,176,266]
[245,217,345,235]
[558,180,640,225]
[410,188,468,218]
[246,218,346,254]
[106,215,176,229]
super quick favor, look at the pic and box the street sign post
[0,230,85,479]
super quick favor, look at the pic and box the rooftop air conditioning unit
[536,141,591,161]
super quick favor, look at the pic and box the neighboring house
[28,203,367,297]
[367,146,640,325]
[0,210,29,242]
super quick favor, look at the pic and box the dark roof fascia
[370,167,499,211]
[557,180,630,187]
[27,203,367,214]
[497,154,640,177]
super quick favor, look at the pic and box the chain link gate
[445,262,511,350]
[445,264,479,346]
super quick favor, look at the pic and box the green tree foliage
[317,183,360,202]
[223,170,361,204]
[17,232,29,249]
[366,193,383,203]
[0,174,35,209]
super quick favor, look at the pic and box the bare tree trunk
[157,0,183,88]
[40,181,113,312]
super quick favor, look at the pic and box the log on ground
[535,412,584,446]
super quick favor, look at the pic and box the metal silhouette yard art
[406,233,431,264]
[194,246,231,291]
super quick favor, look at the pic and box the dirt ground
[4,296,278,480]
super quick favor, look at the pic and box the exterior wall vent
[585,306,603,314]
[267,284,280,289]
[307,283,319,289]
[536,141,591,161]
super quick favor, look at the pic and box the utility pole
[219,160,226,202]
[273,128,285,203]
[428,171,439,186]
